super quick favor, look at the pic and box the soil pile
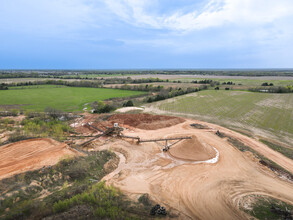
[0,138,81,180]
[168,135,216,161]
[107,113,185,130]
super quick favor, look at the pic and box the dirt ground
[0,138,81,180]
[77,114,293,220]
[107,113,185,130]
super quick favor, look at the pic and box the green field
[0,86,145,112]
[153,90,293,143]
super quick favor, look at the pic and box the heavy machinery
[71,122,192,152]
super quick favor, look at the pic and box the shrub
[94,207,107,217]
[123,100,134,107]
[53,200,69,213]
[138,194,152,207]
[92,101,116,113]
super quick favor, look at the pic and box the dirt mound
[0,138,81,180]
[107,113,185,130]
[168,135,216,161]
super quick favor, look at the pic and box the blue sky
[1,0,293,69]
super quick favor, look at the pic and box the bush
[92,101,116,113]
[53,200,69,213]
[138,194,152,207]
[94,207,107,217]
[123,100,134,107]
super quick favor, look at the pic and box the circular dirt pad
[108,113,185,130]
[169,135,216,161]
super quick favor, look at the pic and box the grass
[241,195,293,220]
[260,139,293,160]
[0,85,145,112]
[156,90,293,142]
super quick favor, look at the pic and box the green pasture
[156,90,293,141]
[0,85,145,112]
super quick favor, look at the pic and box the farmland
[151,90,293,144]
[0,85,145,112]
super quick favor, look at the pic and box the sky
[0,0,293,69]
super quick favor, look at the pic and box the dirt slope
[0,138,81,180]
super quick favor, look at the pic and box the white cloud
[105,0,293,31]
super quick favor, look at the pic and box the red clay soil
[107,113,185,130]
[0,138,81,180]
[169,135,216,161]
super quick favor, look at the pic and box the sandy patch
[115,107,144,113]
[0,138,82,180]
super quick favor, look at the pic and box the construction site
[1,113,293,219]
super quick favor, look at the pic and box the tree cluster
[249,86,293,93]
[261,82,274,86]
[0,83,8,90]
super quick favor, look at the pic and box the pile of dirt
[168,135,216,161]
[0,138,82,180]
[107,113,185,130]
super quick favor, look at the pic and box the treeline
[249,86,293,93]
[2,69,293,78]
[113,84,164,92]
[113,84,206,103]
[7,80,103,88]
[191,79,214,84]
[146,87,203,103]
[103,77,166,84]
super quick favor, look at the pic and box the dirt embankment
[0,138,82,180]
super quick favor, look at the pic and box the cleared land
[0,86,145,112]
[73,113,293,219]
[0,138,81,180]
[1,113,293,219]
[148,90,293,144]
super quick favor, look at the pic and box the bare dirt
[168,135,216,161]
[80,114,293,220]
[107,113,185,130]
[0,138,82,180]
